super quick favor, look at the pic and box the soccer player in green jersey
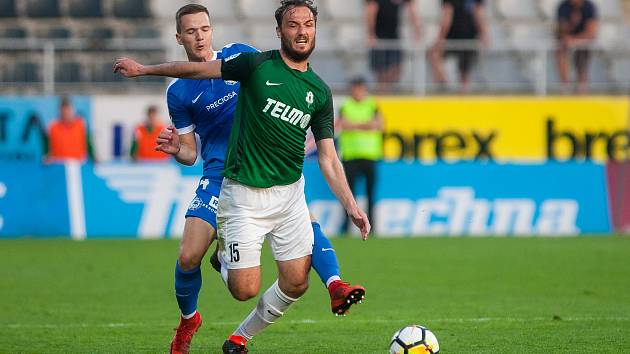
[115,1,370,352]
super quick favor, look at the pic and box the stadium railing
[0,38,629,95]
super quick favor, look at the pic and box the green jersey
[220,50,334,188]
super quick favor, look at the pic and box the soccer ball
[389,325,440,354]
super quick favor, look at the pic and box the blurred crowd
[367,0,599,94]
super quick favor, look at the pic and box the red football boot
[328,280,366,316]
[170,311,202,354]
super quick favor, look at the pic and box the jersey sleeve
[311,89,334,141]
[221,52,259,83]
[166,82,195,134]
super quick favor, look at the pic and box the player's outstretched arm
[316,138,371,240]
[113,57,222,80]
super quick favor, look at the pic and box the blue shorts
[185,175,223,230]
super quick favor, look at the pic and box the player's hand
[348,208,371,240]
[156,125,181,155]
[113,57,145,78]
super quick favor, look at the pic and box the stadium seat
[308,55,348,87]
[196,0,238,20]
[238,0,278,20]
[89,27,114,39]
[610,58,630,87]
[323,0,364,21]
[39,27,71,39]
[132,26,161,39]
[588,55,610,85]
[211,22,248,48]
[149,0,188,19]
[0,0,17,18]
[249,23,280,50]
[56,61,82,82]
[415,0,441,21]
[336,23,366,49]
[112,0,151,18]
[25,0,60,17]
[496,0,541,20]
[591,0,622,20]
[314,22,338,52]
[595,23,624,50]
[2,26,27,38]
[9,62,40,82]
[538,0,561,20]
[479,55,528,89]
[68,0,103,18]
[510,24,553,51]
[94,62,123,82]
[487,22,509,50]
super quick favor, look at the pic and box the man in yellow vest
[130,105,170,162]
[339,77,383,234]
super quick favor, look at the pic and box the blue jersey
[166,42,258,177]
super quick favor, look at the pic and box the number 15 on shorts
[228,243,240,262]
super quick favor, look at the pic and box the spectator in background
[130,105,170,162]
[338,77,383,234]
[556,0,599,94]
[428,0,488,93]
[365,0,421,92]
[45,97,95,162]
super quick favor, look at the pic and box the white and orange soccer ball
[389,325,440,354]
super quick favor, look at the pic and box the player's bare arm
[316,138,371,239]
[156,126,197,166]
[113,57,222,80]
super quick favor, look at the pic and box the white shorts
[216,176,314,270]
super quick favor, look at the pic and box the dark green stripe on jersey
[221,50,334,188]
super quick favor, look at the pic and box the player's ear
[276,26,281,38]
[175,33,183,45]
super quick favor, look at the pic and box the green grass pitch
[1,237,629,353]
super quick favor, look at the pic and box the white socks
[234,280,298,340]
[325,275,341,288]
[182,310,196,319]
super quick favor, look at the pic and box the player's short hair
[275,0,318,27]
[147,105,158,115]
[175,4,210,33]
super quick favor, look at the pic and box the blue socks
[174,261,202,317]
[311,221,341,287]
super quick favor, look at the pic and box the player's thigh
[277,255,311,298]
[217,179,271,271]
[179,177,222,266]
[267,178,314,268]
[180,216,216,261]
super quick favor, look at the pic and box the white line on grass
[4,316,629,329]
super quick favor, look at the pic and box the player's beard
[280,34,315,62]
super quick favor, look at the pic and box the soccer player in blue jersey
[152,5,364,354]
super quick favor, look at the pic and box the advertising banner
[0,163,70,237]
[305,161,611,236]
[379,97,630,162]
[1,160,609,238]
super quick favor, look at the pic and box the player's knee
[178,250,202,271]
[283,279,309,298]
[229,285,258,301]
